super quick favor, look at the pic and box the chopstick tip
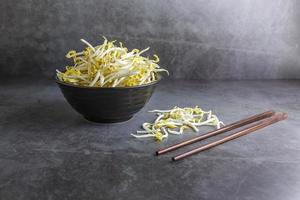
[282,112,288,119]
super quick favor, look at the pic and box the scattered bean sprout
[131,106,225,141]
[56,36,168,87]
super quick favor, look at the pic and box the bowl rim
[55,74,162,90]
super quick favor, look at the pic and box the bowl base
[83,116,133,123]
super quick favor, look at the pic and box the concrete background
[1,0,300,80]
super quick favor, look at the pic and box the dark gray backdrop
[1,0,300,80]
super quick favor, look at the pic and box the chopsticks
[173,112,287,161]
[156,111,287,161]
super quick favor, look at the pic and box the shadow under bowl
[56,77,161,123]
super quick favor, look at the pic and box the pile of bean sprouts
[131,106,224,141]
[56,36,168,87]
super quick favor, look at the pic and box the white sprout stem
[131,133,155,138]
[139,73,151,85]
[115,59,131,66]
[120,62,134,70]
[75,51,84,56]
[89,54,96,65]
[148,109,172,113]
[89,70,101,86]
[138,47,150,55]
[93,44,105,56]
[78,57,88,63]
[154,114,164,124]
[155,68,169,75]
[161,127,169,138]
[179,126,186,134]
[184,121,199,132]
[207,111,212,119]
[166,122,183,126]
[161,127,168,134]
[75,63,87,70]
[120,52,135,60]
[80,39,95,52]
[168,129,182,135]
[151,73,155,81]
[112,77,126,87]
[103,71,138,86]
[192,118,215,126]
[99,73,105,86]
[142,123,154,133]
[112,79,119,87]
[97,47,126,59]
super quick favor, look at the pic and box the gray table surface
[1,80,300,200]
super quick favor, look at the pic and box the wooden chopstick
[172,112,287,161]
[156,110,275,155]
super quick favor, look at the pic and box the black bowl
[56,76,161,123]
